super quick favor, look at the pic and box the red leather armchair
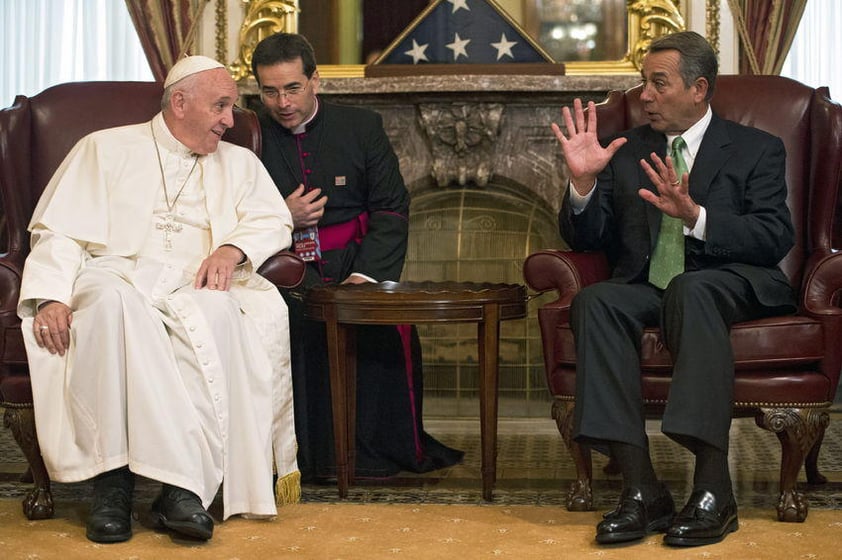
[523,75,842,523]
[0,81,304,520]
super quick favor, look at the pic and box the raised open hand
[551,98,627,194]
[638,152,700,227]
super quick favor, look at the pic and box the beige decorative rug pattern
[2,500,842,560]
[3,414,842,558]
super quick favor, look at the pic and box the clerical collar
[291,96,320,135]
[151,113,199,158]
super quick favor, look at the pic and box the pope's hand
[196,245,245,291]
[33,301,73,356]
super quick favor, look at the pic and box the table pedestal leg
[324,314,355,498]
[346,326,358,485]
[478,303,501,501]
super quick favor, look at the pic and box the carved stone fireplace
[243,73,640,417]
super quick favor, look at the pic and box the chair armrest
[257,250,306,289]
[0,251,305,312]
[0,255,22,320]
[523,250,610,301]
[801,250,842,316]
[800,250,842,395]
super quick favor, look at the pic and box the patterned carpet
[3,413,842,511]
[5,501,842,560]
[3,411,842,560]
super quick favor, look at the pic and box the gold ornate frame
[565,0,686,74]
[221,0,299,82]
[219,0,693,79]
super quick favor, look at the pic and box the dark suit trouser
[570,269,763,454]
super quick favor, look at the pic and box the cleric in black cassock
[252,32,464,481]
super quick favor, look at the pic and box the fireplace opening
[403,182,565,417]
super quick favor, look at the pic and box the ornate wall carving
[418,103,504,187]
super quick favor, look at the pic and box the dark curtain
[124,0,207,82]
[728,0,807,75]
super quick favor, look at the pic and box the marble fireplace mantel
[240,74,641,214]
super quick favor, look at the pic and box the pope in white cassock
[17,55,299,544]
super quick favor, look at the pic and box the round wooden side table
[304,281,528,501]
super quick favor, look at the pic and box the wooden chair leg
[3,406,54,520]
[804,423,828,485]
[755,407,829,523]
[553,399,594,511]
[19,466,34,483]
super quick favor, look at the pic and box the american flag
[378,0,553,65]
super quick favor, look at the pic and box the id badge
[292,226,321,262]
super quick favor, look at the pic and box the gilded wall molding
[535,0,686,75]
[628,0,686,68]
[215,0,227,64]
[225,0,299,82]
[706,0,720,56]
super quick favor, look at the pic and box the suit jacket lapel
[636,114,733,250]
[689,113,733,203]
[635,126,668,249]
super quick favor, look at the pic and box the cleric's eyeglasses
[260,79,309,101]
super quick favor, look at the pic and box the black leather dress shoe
[596,483,675,544]
[664,490,739,546]
[86,467,135,543]
[151,484,214,540]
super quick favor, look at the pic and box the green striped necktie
[648,136,688,289]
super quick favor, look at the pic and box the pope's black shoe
[596,483,675,544]
[86,467,135,543]
[664,490,739,546]
[151,484,214,540]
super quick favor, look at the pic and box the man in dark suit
[552,31,795,547]
[250,32,463,481]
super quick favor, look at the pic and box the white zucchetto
[164,55,225,89]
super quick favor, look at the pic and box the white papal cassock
[17,114,299,520]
